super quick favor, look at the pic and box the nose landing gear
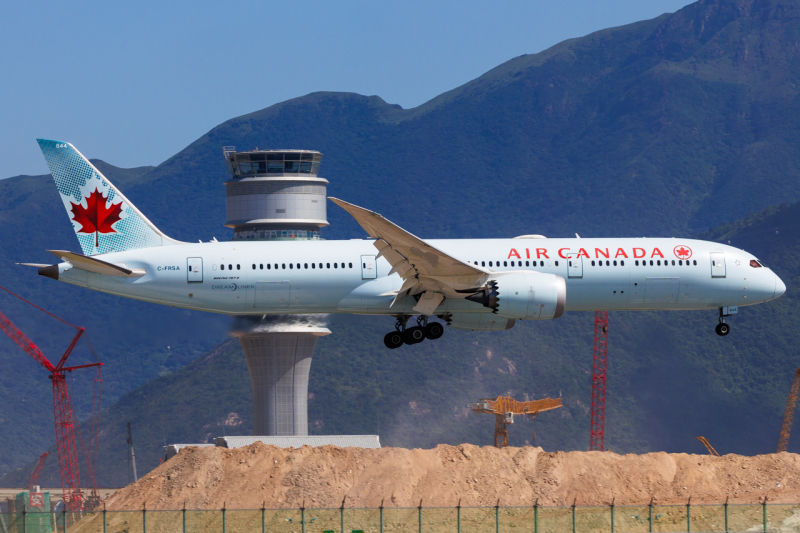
[383,315,445,349]
[715,307,736,336]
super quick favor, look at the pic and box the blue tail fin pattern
[37,139,174,256]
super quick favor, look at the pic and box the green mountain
[3,0,800,485]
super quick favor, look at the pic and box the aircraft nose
[775,274,786,300]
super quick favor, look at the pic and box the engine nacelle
[466,272,566,320]
[445,313,516,331]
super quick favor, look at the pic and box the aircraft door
[187,257,203,282]
[254,281,290,308]
[710,252,726,278]
[567,254,583,278]
[361,255,377,279]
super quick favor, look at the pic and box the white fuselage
[51,237,784,317]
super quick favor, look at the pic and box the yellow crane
[778,366,800,453]
[470,396,562,448]
[695,436,720,456]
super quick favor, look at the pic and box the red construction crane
[589,311,608,451]
[777,366,800,453]
[0,287,103,512]
[26,452,49,491]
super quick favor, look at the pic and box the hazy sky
[1,0,692,178]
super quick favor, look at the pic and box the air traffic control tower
[223,147,331,436]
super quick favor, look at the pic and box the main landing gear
[383,315,445,349]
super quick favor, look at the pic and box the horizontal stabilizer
[16,263,51,268]
[47,250,145,278]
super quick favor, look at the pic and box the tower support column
[232,326,331,436]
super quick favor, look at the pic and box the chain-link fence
[2,501,800,533]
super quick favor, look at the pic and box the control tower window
[284,161,300,173]
[268,161,283,173]
[300,161,312,173]
[284,152,302,160]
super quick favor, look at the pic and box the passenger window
[510,261,514,266]
[489,261,493,267]
[334,263,338,269]
[267,264,271,269]
[591,260,595,266]
[327,263,330,268]
[237,264,240,270]
[621,260,624,266]
[526,261,530,267]
[228,264,233,270]
[693,260,697,265]
[635,260,639,266]
[672,260,675,266]
[260,264,264,269]
[349,263,353,268]
[220,264,225,270]
[312,263,316,269]
[319,263,323,269]
[252,264,256,270]
[305,263,308,269]
[504,261,508,267]
[613,260,617,266]
[555,261,559,267]
[289,264,293,269]
[679,260,683,266]
[297,264,300,269]
[282,264,286,269]
[657,260,661,266]
[650,260,654,266]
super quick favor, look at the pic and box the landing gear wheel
[715,323,730,336]
[384,331,404,349]
[404,326,425,344]
[425,322,444,340]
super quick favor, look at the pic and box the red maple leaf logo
[673,245,693,260]
[69,188,123,247]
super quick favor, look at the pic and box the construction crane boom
[0,289,103,512]
[778,366,800,453]
[590,311,609,451]
[26,452,49,491]
[696,436,720,456]
[471,396,562,448]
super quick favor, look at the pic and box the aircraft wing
[329,198,490,312]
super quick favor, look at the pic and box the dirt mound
[105,444,800,509]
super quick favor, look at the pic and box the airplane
[24,139,785,349]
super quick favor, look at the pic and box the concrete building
[223,147,331,436]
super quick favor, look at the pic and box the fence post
[142,502,146,533]
[419,499,423,533]
[456,499,461,533]
[341,496,346,533]
[103,502,107,533]
[261,501,266,533]
[610,497,615,533]
[380,499,385,533]
[22,508,26,533]
[686,497,690,533]
[648,496,653,533]
[301,501,306,533]
[763,496,768,533]
[571,498,576,533]
[724,496,728,533]
[183,502,187,533]
[496,499,501,533]
[534,498,539,533]
[63,505,67,533]
[222,502,226,533]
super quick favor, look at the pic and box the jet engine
[445,313,515,331]
[465,272,566,320]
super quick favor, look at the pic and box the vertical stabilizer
[37,139,177,256]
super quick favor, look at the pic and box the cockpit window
[750,259,763,268]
